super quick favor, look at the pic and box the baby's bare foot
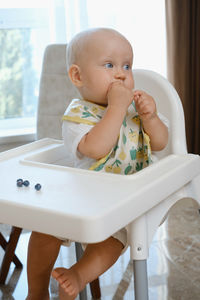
[52,267,83,300]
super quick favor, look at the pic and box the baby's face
[78,31,134,106]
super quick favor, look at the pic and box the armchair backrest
[37,44,187,158]
[37,44,80,140]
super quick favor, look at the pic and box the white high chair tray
[0,138,200,243]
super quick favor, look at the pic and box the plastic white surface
[134,69,187,156]
[1,138,200,244]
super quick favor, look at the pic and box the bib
[62,99,152,175]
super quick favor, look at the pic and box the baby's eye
[105,63,113,68]
[123,64,130,70]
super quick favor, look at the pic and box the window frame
[0,7,49,142]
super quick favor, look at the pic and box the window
[0,0,166,143]
[0,0,67,142]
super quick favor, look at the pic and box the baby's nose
[114,69,126,80]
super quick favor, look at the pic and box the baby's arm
[133,90,168,151]
[78,82,134,159]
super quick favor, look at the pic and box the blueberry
[23,180,30,187]
[16,179,23,187]
[17,178,23,183]
[35,183,42,191]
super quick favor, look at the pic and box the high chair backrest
[134,70,187,157]
[37,44,188,157]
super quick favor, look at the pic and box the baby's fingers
[133,89,144,96]
[133,90,146,105]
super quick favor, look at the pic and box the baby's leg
[52,236,124,300]
[26,231,62,300]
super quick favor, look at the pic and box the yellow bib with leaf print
[62,99,152,175]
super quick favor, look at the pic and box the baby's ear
[68,64,83,87]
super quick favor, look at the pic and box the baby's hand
[133,90,157,121]
[107,81,134,111]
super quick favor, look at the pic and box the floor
[0,198,200,300]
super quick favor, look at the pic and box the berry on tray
[16,179,23,187]
[23,180,30,187]
[35,183,42,191]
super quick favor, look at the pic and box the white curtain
[63,0,166,77]
[64,0,88,41]
[0,0,166,76]
[0,0,166,137]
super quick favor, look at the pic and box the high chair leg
[128,215,149,300]
[133,259,148,300]
[79,288,88,300]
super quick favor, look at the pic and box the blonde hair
[66,28,130,71]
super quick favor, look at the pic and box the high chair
[0,44,200,300]
[37,44,200,298]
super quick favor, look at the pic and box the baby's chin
[97,100,108,107]
[88,97,108,107]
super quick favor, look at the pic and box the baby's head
[67,28,134,106]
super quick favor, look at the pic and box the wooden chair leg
[89,278,101,299]
[0,226,23,284]
[0,231,22,267]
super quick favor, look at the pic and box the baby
[61,28,168,175]
[26,28,168,300]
